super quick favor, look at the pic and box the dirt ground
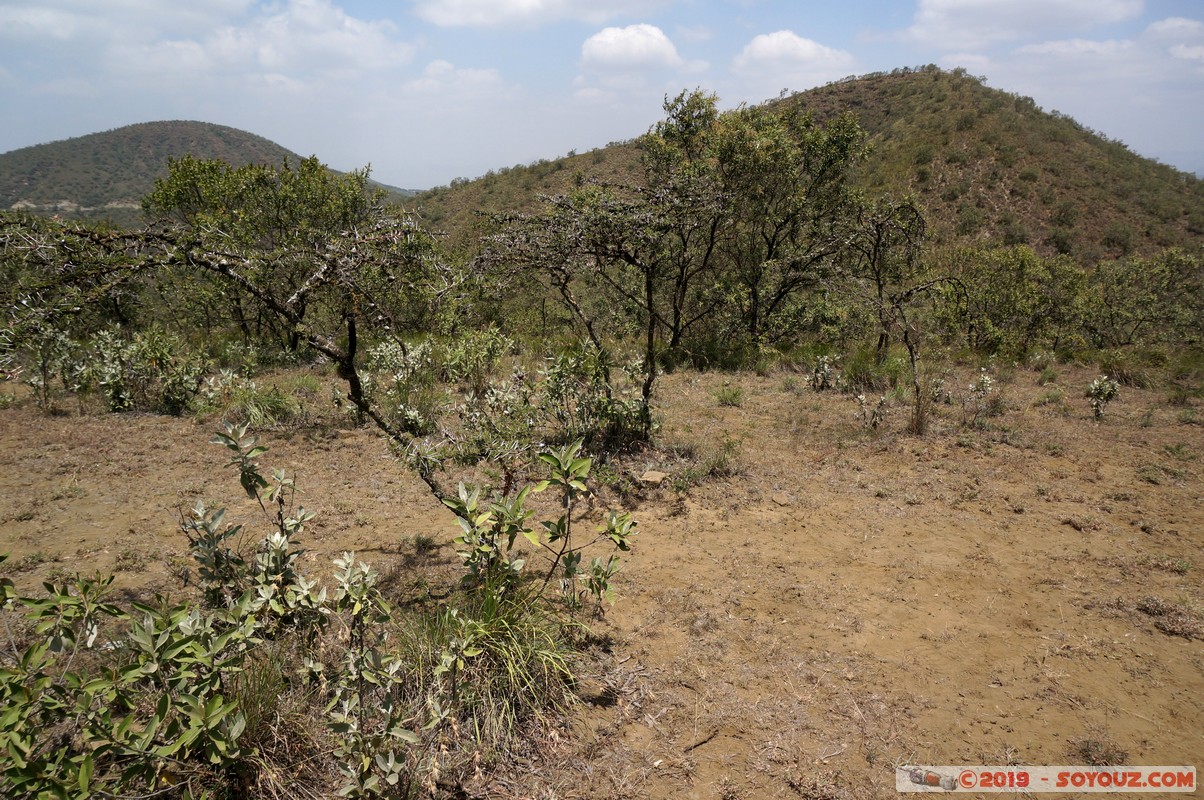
[1,361,1201,799]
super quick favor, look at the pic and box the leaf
[77,753,93,793]
[393,724,421,745]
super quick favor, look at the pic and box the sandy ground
[1,362,1201,799]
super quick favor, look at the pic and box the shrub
[856,393,889,429]
[362,338,441,435]
[1096,348,1160,388]
[842,346,908,393]
[540,345,646,452]
[810,355,838,391]
[196,369,304,429]
[1086,375,1120,419]
[714,384,743,407]
[962,368,996,427]
[77,327,207,414]
[438,325,514,395]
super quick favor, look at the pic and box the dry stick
[684,728,720,753]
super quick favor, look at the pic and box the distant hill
[0,121,414,228]
[412,66,1204,263]
[5,69,1201,260]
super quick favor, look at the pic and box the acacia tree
[483,92,732,432]
[713,101,867,345]
[931,245,1086,357]
[2,195,456,495]
[842,197,956,433]
[483,183,670,435]
[1081,248,1203,349]
[143,155,383,351]
[487,89,871,430]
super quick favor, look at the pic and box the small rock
[771,492,791,507]
[640,470,668,487]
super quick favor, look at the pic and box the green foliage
[195,369,305,429]
[143,154,388,353]
[438,325,513,395]
[714,384,743,407]
[144,154,381,252]
[1086,375,1121,420]
[26,326,208,414]
[397,587,575,750]
[93,327,207,413]
[540,345,647,451]
[1081,250,1203,350]
[444,439,637,617]
[935,246,1086,358]
[841,345,909,392]
[363,338,441,436]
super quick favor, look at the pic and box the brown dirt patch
[2,361,1201,798]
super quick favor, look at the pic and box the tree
[713,102,867,345]
[932,245,1086,357]
[842,197,952,433]
[2,198,455,496]
[844,197,929,363]
[483,183,670,436]
[1081,249,1203,349]
[143,156,384,351]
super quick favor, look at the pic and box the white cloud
[731,30,856,94]
[1017,38,1132,58]
[674,24,714,44]
[1145,17,1204,37]
[412,0,667,27]
[0,1,255,42]
[106,0,412,82]
[1171,44,1204,60]
[906,0,1143,48]
[581,24,683,70]
[403,59,504,94]
[0,7,86,40]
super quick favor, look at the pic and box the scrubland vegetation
[0,67,1201,798]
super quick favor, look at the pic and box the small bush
[842,346,908,393]
[1097,349,1158,388]
[1086,375,1120,419]
[1033,387,1066,408]
[962,369,996,427]
[714,384,743,407]
[196,369,304,428]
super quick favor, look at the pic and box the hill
[0,121,413,228]
[412,66,1204,262]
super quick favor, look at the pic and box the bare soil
[1,362,1201,799]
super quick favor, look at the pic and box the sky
[0,0,1202,189]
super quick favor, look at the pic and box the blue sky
[0,1,1201,188]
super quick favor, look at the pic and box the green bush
[1086,375,1120,419]
[714,384,743,407]
[438,325,514,395]
[362,338,442,435]
[0,424,639,797]
[195,369,304,428]
[82,327,207,414]
[842,345,908,393]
